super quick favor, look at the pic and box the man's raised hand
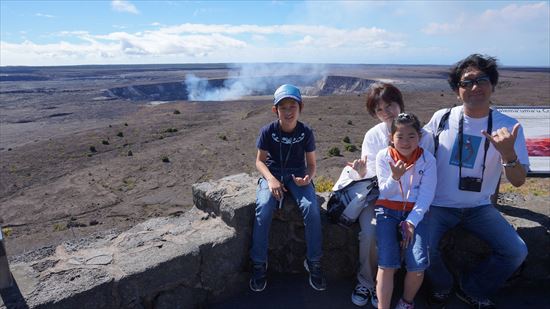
[482,123,520,162]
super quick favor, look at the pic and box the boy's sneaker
[249,262,267,292]
[427,290,450,308]
[351,284,378,307]
[303,259,326,291]
[455,288,495,309]
[395,298,414,309]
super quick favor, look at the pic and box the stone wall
[1,173,548,308]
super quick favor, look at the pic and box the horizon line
[1,62,549,69]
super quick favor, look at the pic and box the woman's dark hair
[365,83,404,117]
[390,113,422,136]
[448,54,499,92]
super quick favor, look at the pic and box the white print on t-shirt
[271,132,305,144]
[449,134,482,169]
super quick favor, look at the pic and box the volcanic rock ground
[1,63,549,261]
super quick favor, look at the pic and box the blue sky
[1,1,549,66]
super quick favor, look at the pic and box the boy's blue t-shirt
[256,120,315,172]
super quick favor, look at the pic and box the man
[424,54,529,309]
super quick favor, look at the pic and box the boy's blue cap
[273,84,302,106]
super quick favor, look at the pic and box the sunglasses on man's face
[397,113,413,120]
[458,76,491,89]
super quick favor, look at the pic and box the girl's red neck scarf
[388,146,423,166]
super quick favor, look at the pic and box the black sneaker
[303,259,327,291]
[249,262,267,292]
[351,283,373,307]
[427,290,451,308]
[455,289,496,309]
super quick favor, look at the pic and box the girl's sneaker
[395,298,414,309]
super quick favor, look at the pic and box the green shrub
[53,223,66,232]
[345,144,357,152]
[315,176,334,193]
[219,134,228,141]
[162,156,170,163]
[328,146,341,157]
[173,110,181,114]
[127,150,133,156]
[89,146,97,153]
[117,132,124,137]
[101,140,109,145]
[342,136,351,143]
[347,120,353,125]
[2,227,12,237]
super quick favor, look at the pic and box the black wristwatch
[502,157,519,168]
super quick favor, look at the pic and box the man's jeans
[426,205,528,298]
[250,175,322,264]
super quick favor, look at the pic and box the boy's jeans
[250,174,322,264]
[426,205,528,299]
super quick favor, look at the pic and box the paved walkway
[210,272,549,309]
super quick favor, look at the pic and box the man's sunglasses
[458,76,491,89]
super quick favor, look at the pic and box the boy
[249,84,326,292]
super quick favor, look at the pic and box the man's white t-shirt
[424,105,530,208]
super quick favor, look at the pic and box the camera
[459,177,482,192]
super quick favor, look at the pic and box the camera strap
[458,109,493,181]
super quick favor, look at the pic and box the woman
[334,83,434,307]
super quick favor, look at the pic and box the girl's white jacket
[332,125,434,192]
[375,147,437,227]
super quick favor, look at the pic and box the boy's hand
[268,177,286,201]
[389,160,414,181]
[292,174,311,187]
[347,156,367,178]
[400,221,415,249]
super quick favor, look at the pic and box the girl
[374,113,437,309]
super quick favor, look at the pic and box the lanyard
[398,168,415,211]
[458,109,492,180]
[278,122,298,177]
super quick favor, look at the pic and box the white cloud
[481,2,548,22]
[35,13,55,18]
[422,2,549,35]
[0,23,407,65]
[111,0,139,15]
[421,22,459,35]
